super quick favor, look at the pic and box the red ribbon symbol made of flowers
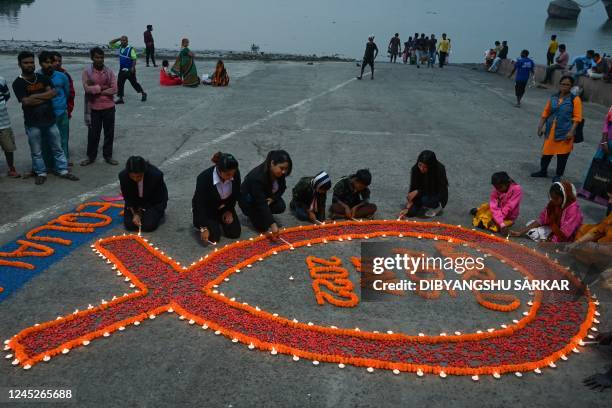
[5,221,597,376]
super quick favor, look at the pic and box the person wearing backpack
[531,75,583,183]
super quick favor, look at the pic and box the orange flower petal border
[5,220,597,377]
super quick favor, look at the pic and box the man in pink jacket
[80,47,118,167]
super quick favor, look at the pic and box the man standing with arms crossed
[12,51,78,185]
[109,35,147,104]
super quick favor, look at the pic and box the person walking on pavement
[437,33,451,68]
[144,25,156,67]
[388,33,401,63]
[109,35,147,103]
[357,36,378,80]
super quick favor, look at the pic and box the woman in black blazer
[119,156,168,232]
[192,152,241,243]
[239,150,292,238]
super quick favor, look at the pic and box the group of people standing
[0,24,235,186]
[0,33,148,185]
[357,32,451,80]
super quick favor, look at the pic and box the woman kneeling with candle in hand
[330,169,377,219]
[119,156,168,232]
[399,150,448,219]
[510,181,583,242]
[192,152,241,244]
[470,171,522,234]
[290,171,332,223]
[239,150,292,239]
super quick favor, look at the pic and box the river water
[1,0,611,62]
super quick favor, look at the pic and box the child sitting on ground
[471,172,522,234]
[511,181,583,242]
[290,171,332,223]
[330,169,377,219]
[159,60,182,86]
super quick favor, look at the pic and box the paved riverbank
[0,56,610,407]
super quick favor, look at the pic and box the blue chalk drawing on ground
[0,205,124,303]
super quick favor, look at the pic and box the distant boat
[603,0,612,19]
[547,0,581,20]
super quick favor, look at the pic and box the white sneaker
[424,205,442,218]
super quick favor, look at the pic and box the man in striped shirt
[0,76,20,177]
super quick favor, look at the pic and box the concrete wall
[494,59,612,107]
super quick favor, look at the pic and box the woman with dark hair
[239,150,292,238]
[171,38,199,87]
[211,60,230,86]
[192,152,241,244]
[290,171,332,223]
[531,75,583,183]
[511,181,583,242]
[330,169,377,219]
[399,150,448,218]
[470,171,522,233]
[119,156,168,232]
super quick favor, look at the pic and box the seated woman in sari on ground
[171,38,199,87]
[202,60,230,86]
[159,59,182,86]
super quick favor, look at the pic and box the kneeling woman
[290,171,332,223]
[192,152,241,244]
[239,150,292,238]
[400,150,448,218]
[511,181,583,242]
[119,156,168,232]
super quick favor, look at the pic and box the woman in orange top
[211,60,230,87]
[531,75,583,183]
[575,183,612,243]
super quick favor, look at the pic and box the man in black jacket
[119,156,168,232]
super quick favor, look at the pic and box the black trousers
[145,46,156,66]
[124,206,164,232]
[438,52,447,67]
[515,81,528,99]
[360,59,374,77]
[240,198,286,232]
[546,52,555,66]
[540,153,570,177]
[193,207,241,242]
[117,70,144,97]
[87,107,115,160]
[407,194,441,217]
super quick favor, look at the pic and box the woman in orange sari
[531,75,582,183]
[171,38,199,87]
[210,60,230,86]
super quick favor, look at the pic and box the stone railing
[494,58,612,106]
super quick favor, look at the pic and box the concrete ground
[0,56,610,407]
